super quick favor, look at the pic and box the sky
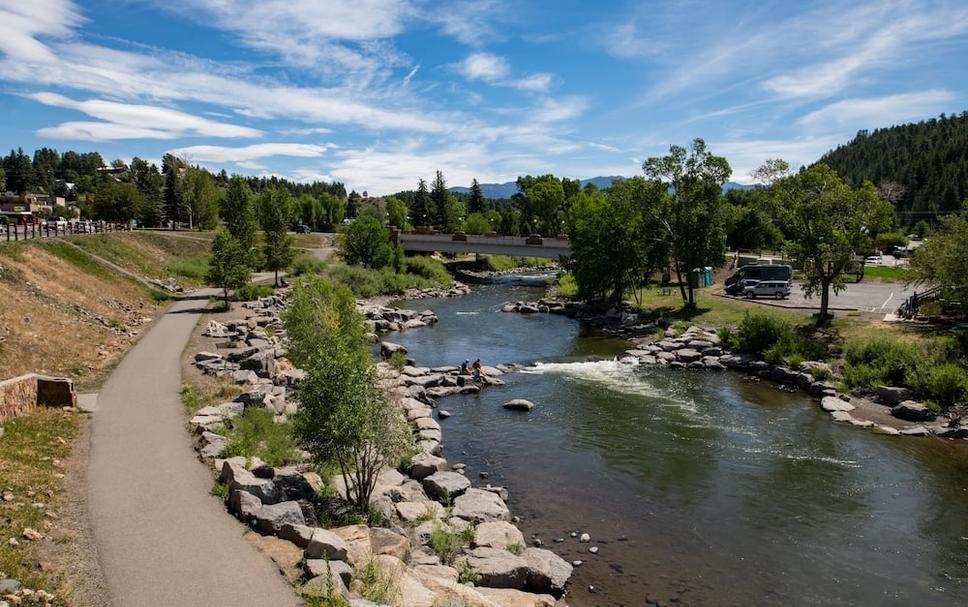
[0,0,966,194]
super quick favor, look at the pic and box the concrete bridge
[394,230,572,258]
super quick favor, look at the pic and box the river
[390,282,968,606]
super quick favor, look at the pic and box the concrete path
[87,290,300,607]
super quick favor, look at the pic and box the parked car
[744,280,791,299]
[47,218,68,229]
[864,255,882,266]
[74,220,94,232]
[725,264,792,288]
[525,234,544,245]
[726,278,759,296]
[451,231,467,242]
[294,224,311,234]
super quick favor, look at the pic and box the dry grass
[0,408,82,604]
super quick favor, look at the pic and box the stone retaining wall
[0,374,77,422]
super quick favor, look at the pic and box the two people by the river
[460,358,483,381]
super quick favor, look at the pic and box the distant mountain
[450,176,755,199]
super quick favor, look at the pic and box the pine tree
[411,178,435,227]
[162,154,186,225]
[430,170,454,230]
[469,178,485,213]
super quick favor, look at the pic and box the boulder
[675,348,702,363]
[476,588,556,607]
[370,527,411,561]
[304,528,349,561]
[464,547,529,590]
[221,459,279,504]
[877,385,913,406]
[278,523,315,548]
[473,521,525,551]
[891,400,936,422]
[331,524,372,565]
[253,500,306,534]
[410,453,448,481]
[228,489,262,522]
[395,500,444,523]
[720,353,754,369]
[521,548,573,596]
[304,559,353,586]
[821,396,855,412]
[303,570,350,601]
[422,472,471,501]
[502,399,535,412]
[453,488,510,522]
[381,341,407,357]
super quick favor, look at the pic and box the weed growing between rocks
[388,350,407,371]
[223,407,297,466]
[180,380,242,415]
[353,559,400,604]
[429,523,475,565]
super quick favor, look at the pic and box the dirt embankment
[0,232,211,389]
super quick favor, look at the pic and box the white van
[744,280,791,299]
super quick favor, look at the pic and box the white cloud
[0,0,81,63]
[166,143,329,163]
[432,0,505,45]
[797,90,956,131]
[600,21,658,59]
[29,92,262,140]
[458,52,510,81]
[711,137,844,183]
[508,72,553,92]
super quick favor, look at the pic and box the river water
[391,282,968,606]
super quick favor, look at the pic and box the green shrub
[324,263,446,298]
[211,481,229,499]
[149,289,175,302]
[233,283,274,301]
[481,255,552,272]
[554,272,579,299]
[912,364,968,410]
[737,312,795,356]
[507,543,523,556]
[389,350,407,371]
[290,253,328,276]
[224,407,297,466]
[672,320,689,336]
[457,560,480,584]
[842,338,922,389]
[404,255,452,287]
[429,523,475,565]
[810,365,832,382]
[716,326,737,351]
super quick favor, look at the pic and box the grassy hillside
[0,232,210,388]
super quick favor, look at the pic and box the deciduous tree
[259,187,296,286]
[207,228,251,308]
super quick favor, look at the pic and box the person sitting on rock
[460,360,469,375]
[472,359,482,381]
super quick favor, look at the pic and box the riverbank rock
[877,385,913,406]
[821,396,855,412]
[473,521,526,550]
[503,399,535,411]
[423,471,471,501]
[380,341,407,357]
[410,453,448,480]
[891,400,936,422]
[304,528,349,561]
[453,488,511,522]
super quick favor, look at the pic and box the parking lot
[724,279,917,313]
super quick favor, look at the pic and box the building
[0,192,69,222]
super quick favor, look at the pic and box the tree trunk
[674,259,688,304]
[223,287,229,310]
[274,269,279,287]
[819,282,830,324]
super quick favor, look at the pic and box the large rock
[877,385,913,406]
[502,399,535,412]
[395,500,444,523]
[221,459,279,504]
[674,348,702,363]
[410,453,448,480]
[422,472,471,501]
[273,467,317,501]
[228,489,262,522]
[303,569,350,601]
[253,500,306,534]
[720,353,754,369]
[279,523,315,548]
[821,396,854,412]
[891,400,936,422]
[453,488,510,522]
[332,524,373,565]
[304,559,353,586]
[370,527,411,561]
[381,341,407,357]
[476,588,556,607]
[473,521,525,551]
[521,547,573,596]
[304,528,349,561]
[464,547,529,590]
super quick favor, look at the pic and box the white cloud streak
[797,90,956,131]
[166,143,329,163]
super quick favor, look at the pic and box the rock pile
[401,282,471,300]
[186,287,574,605]
[359,305,439,336]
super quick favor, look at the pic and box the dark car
[451,231,467,241]
[294,224,311,234]
[525,234,543,245]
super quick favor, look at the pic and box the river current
[390,282,968,606]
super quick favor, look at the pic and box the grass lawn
[860,265,915,282]
[625,283,811,328]
[0,408,81,601]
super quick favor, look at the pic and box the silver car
[744,280,791,299]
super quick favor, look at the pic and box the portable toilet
[704,267,713,287]
[689,268,702,289]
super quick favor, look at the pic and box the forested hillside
[819,112,968,225]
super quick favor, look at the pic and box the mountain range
[450,177,754,199]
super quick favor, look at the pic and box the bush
[290,253,328,276]
[716,326,738,351]
[429,523,475,565]
[404,255,452,287]
[233,283,274,301]
[481,255,552,272]
[912,364,968,410]
[224,407,297,466]
[737,312,795,356]
[554,273,578,299]
[341,215,392,268]
[324,263,447,298]
[842,338,922,389]
[388,350,407,371]
[353,559,400,605]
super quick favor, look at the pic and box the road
[87,289,299,607]
[725,280,917,313]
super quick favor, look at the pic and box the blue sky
[1,0,966,194]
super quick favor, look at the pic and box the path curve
[87,289,300,607]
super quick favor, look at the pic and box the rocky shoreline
[185,290,578,606]
[503,298,968,441]
[454,265,558,284]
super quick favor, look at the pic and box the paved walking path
[87,290,300,607]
